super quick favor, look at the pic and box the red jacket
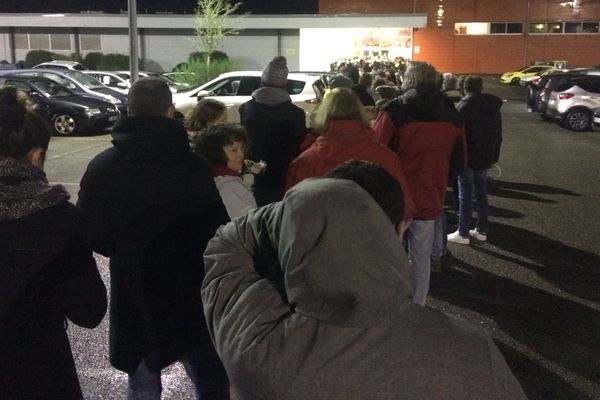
[373,108,466,220]
[286,120,415,220]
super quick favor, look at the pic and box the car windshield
[64,70,105,89]
[31,78,74,97]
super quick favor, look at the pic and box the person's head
[359,72,373,88]
[442,72,457,91]
[311,88,369,133]
[127,78,173,117]
[0,87,50,169]
[341,64,360,84]
[328,74,353,90]
[193,123,248,172]
[326,160,406,236]
[185,99,227,132]
[261,56,289,88]
[401,61,439,92]
[456,75,467,95]
[464,75,484,94]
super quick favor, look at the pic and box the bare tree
[192,0,245,67]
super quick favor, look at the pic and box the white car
[172,71,326,123]
[114,70,187,93]
[544,76,600,131]
[84,71,130,95]
[593,107,600,129]
[33,60,88,71]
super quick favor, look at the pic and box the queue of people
[0,54,516,400]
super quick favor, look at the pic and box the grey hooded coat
[202,178,527,400]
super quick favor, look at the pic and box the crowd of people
[0,54,517,399]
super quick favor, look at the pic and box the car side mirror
[196,90,211,100]
[117,82,128,89]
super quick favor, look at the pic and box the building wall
[320,0,600,73]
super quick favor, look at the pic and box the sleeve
[217,179,257,219]
[201,211,291,360]
[77,167,113,257]
[372,111,396,147]
[56,233,107,329]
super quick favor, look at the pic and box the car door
[201,75,261,123]
[2,79,53,120]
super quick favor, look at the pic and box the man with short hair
[78,78,230,400]
[373,61,467,306]
[201,172,527,400]
[448,75,503,244]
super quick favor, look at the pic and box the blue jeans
[127,348,229,400]
[406,219,435,306]
[458,168,489,236]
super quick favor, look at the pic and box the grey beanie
[262,56,289,87]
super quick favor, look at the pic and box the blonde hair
[185,99,227,132]
[311,88,369,133]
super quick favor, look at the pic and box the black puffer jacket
[1,159,107,400]
[456,93,503,170]
[78,116,229,373]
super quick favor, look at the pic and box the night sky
[0,0,319,14]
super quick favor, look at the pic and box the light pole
[128,0,140,83]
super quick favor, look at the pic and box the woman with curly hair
[185,98,227,145]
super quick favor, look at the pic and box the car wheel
[511,77,520,85]
[563,109,592,131]
[52,113,78,136]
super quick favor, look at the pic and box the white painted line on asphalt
[47,143,108,160]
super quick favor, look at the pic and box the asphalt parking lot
[44,77,600,400]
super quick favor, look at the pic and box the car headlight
[107,96,122,104]
[85,108,102,116]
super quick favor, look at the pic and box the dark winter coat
[202,178,528,400]
[351,83,376,106]
[374,83,467,220]
[77,116,229,373]
[239,87,306,202]
[456,92,503,170]
[0,158,107,400]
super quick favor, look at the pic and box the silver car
[544,76,600,131]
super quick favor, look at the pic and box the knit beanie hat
[262,56,288,87]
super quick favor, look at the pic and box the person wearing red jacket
[286,87,414,222]
[373,61,467,306]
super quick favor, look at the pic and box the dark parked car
[0,75,120,136]
[0,69,128,116]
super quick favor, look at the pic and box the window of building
[582,22,599,33]
[14,33,29,49]
[529,23,548,34]
[80,34,102,51]
[507,23,523,33]
[565,22,582,33]
[50,34,71,50]
[455,22,522,35]
[548,23,563,34]
[29,34,50,50]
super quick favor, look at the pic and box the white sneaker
[447,231,470,245]
[469,229,487,242]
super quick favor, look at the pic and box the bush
[97,53,130,70]
[171,58,240,87]
[24,50,54,68]
[189,50,229,63]
[84,52,104,69]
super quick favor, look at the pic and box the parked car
[0,69,128,116]
[171,71,326,123]
[520,68,568,86]
[33,60,88,71]
[114,70,189,93]
[84,70,130,95]
[500,65,555,85]
[535,72,592,115]
[543,76,600,131]
[0,75,120,136]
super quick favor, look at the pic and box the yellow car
[500,65,554,85]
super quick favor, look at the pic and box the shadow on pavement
[429,256,600,390]
[487,222,600,302]
[488,205,525,219]
[492,180,581,196]
[495,342,593,400]
[488,183,557,203]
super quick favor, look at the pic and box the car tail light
[305,98,320,104]
[558,93,575,100]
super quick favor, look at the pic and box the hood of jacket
[110,116,190,161]
[251,86,292,107]
[258,178,413,326]
[396,83,463,126]
[0,158,69,221]
[459,93,503,115]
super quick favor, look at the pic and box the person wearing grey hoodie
[239,56,306,206]
[201,176,527,400]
